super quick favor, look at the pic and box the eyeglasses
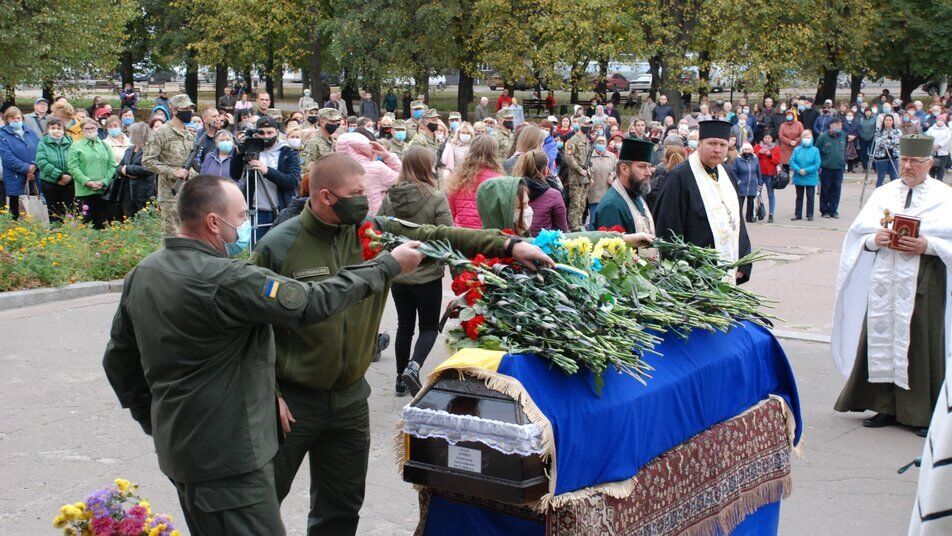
[899,157,932,166]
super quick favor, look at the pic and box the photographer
[230,116,300,239]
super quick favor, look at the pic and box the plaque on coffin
[402,371,549,505]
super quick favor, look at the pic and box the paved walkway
[0,175,933,534]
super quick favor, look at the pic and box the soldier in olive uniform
[564,116,594,230]
[142,94,199,236]
[494,108,516,161]
[300,102,322,142]
[300,108,342,175]
[406,100,427,140]
[408,107,442,153]
[252,154,554,536]
[384,119,408,158]
[103,175,426,536]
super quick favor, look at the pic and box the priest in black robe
[653,120,753,283]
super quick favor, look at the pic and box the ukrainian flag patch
[263,278,281,299]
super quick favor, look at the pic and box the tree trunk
[264,40,275,101]
[243,66,253,92]
[458,68,474,122]
[764,71,778,101]
[276,66,284,100]
[184,55,199,105]
[697,50,711,99]
[215,63,228,104]
[814,69,839,104]
[899,74,927,104]
[849,73,864,105]
[42,80,55,102]
[648,55,662,101]
[302,67,310,90]
[119,51,135,87]
[307,31,325,102]
[2,85,16,110]
[342,69,358,116]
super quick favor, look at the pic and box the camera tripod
[241,158,280,245]
[859,136,900,207]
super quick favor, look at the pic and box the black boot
[914,427,929,437]
[402,361,423,396]
[373,332,391,363]
[395,377,409,397]
[863,413,896,428]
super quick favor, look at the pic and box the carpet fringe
[681,474,792,536]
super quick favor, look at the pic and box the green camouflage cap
[410,100,426,110]
[899,134,935,158]
[448,112,462,121]
[318,108,342,121]
[393,119,407,130]
[497,108,514,119]
[424,108,440,119]
[304,101,322,112]
[577,115,592,125]
[169,94,195,109]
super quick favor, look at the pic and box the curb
[0,280,124,311]
[771,329,831,344]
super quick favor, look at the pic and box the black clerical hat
[619,137,654,162]
[698,120,732,140]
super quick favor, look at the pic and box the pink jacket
[448,168,500,228]
[335,133,401,215]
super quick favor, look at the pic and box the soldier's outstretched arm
[213,254,402,329]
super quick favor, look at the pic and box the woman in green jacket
[377,146,453,396]
[67,118,116,228]
[34,118,74,223]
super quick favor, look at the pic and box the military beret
[899,134,935,158]
[577,115,592,125]
[424,108,440,119]
[497,108,514,119]
[410,100,426,109]
[318,108,342,121]
[169,94,195,109]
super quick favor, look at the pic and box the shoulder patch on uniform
[277,280,307,309]
[263,277,281,299]
[388,216,421,228]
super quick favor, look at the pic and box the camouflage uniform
[408,108,442,154]
[494,108,515,161]
[564,118,593,230]
[141,94,198,236]
[301,108,341,172]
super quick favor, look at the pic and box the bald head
[310,154,366,224]
[177,175,249,253]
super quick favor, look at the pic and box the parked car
[132,72,150,82]
[629,73,652,92]
[488,75,528,91]
[389,75,447,89]
[593,73,630,92]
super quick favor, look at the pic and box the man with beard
[592,137,657,256]
[653,120,753,283]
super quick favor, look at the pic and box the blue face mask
[348,126,356,132]
[572,124,580,132]
[486,127,494,135]
[595,143,607,153]
[108,128,122,137]
[122,117,134,126]
[219,217,252,256]
[412,109,424,119]
[218,140,234,153]
[8,121,23,130]
[688,139,698,149]
[557,140,564,149]
[801,139,812,147]
[394,131,406,141]
[450,121,459,130]
[883,106,892,114]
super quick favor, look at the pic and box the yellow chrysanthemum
[139,501,151,514]
[170,531,181,536]
[563,237,593,257]
[114,478,131,493]
[593,237,628,259]
[53,515,67,528]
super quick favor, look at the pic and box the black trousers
[739,195,756,222]
[795,185,816,218]
[6,195,18,219]
[391,278,443,375]
[78,195,110,229]
[40,181,76,223]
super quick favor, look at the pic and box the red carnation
[358,221,382,260]
[598,225,626,233]
[500,228,518,236]
[464,281,484,305]
[451,271,478,295]
[464,315,485,340]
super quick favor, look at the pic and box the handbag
[774,168,790,190]
[755,186,767,221]
[19,181,50,227]
[101,170,125,204]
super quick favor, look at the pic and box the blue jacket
[812,113,833,137]
[790,145,821,186]
[0,126,40,197]
[229,145,300,212]
[731,154,762,196]
[542,135,559,174]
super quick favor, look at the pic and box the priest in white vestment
[833,134,952,436]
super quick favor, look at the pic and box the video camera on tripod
[234,121,280,244]
[237,124,267,161]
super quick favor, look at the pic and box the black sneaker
[395,378,409,397]
[821,214,830,218]
[863,413,896,428]
[402,361,423,396]
[791,216,802,221]
[914,427,929,438]
[831,213,840,219]
[807,216,814,221]
[767,215,774,224]
[373,332,391,363]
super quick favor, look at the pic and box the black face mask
[426,122,439,133]
[175,110,193,123]
[580,126,591,134]
[503,120,514,130]
[307,116,319,125]
[324,123,339,135]
[262,136,278,147]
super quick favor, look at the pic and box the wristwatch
[504,236,523,257]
